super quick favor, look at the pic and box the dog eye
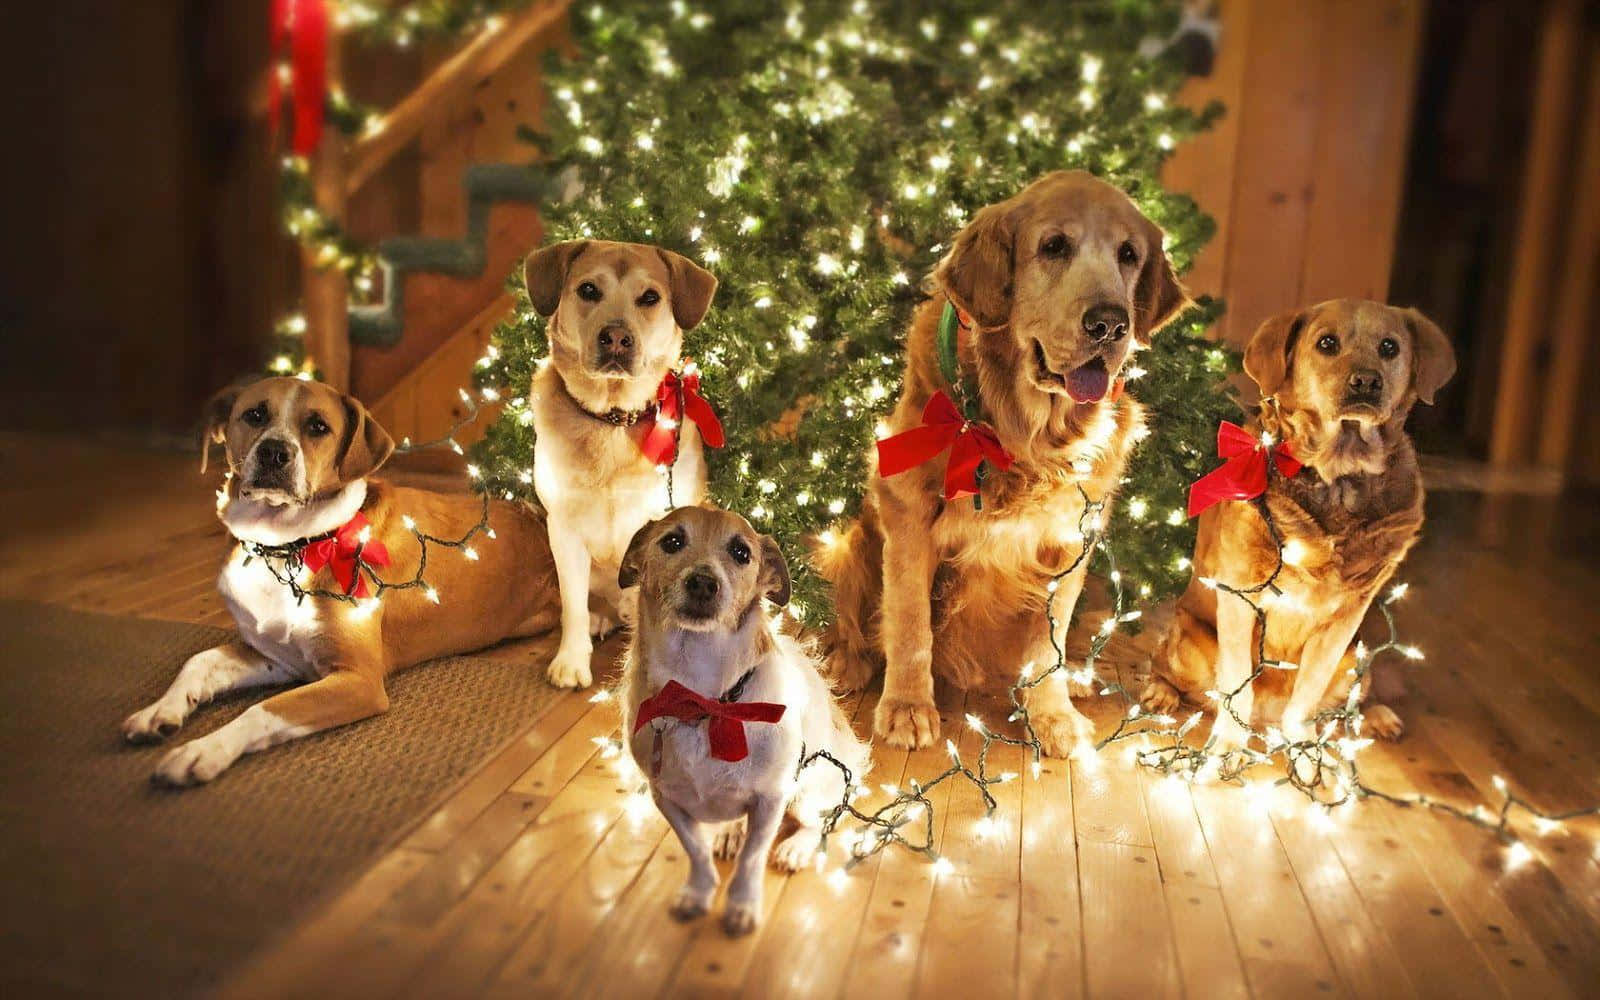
[637,289,661,307]
[1039,234,1071,258]
[577,281,602,302]
[728,538,751,565]
[241,403,268,426]
[1378,337,1400,359]
[305,413,331,437]
[1118,241,1139,266]
[1316,334,1340,355]
[658,530,685,554]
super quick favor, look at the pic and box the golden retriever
[820,171,1191,755]
[1141,299,1456,749]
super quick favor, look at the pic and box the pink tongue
[1066,363,1110,403]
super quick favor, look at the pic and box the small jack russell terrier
[617,506,870,936]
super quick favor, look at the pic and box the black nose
[1082,304,1129,343]
[1348,369,1383,396]
[256,438,292,469]
[596,324,635,362]
[684,571,719,602]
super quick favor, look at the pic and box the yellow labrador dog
[821,171,1191,756]
[1142,300,1455,750]
[124,377,557,785]
[619,507,868,936]
[524,240,718,690]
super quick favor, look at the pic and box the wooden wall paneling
[1299,0,1426,305]
[1489,0,1585,466]
[1214,0,1330,347]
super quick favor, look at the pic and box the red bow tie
[640,367,725,467]
[632,680,785,762]
[875,390,1015,501]
[301,511,390,599]
[1186,421,1303,518]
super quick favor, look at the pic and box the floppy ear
[199,385,241,474]
[1243,310,1307,398]
[337,394,396,482]
[936,201,1016,328]
[522,240,590,317]
[1133,219,1191,344]
[655,248,718,330]
[1399,307,1456,405]
[756,534,791,608]
[617,519,659,589]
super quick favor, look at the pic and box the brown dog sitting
[820,171,1191,756]
[1141,300,1456,750]
[122,376,558,785]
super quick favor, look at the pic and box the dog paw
[1363,704,1404,741]
[1067,670,1100,700]
[545,647,593,689]
[714,819,747,861]
[771,829,820,873]
[122,701,184,743]
[588,611,619,642]
[825,649,875,694]
[1207,714,1252,754]
[668,885,712,922]
[875,696,940,750]
[152,736,239,787]
[722,898,760,937]
[1034,709,1095,759]
[1139,678,1181,717]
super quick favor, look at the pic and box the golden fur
[1141,300,1457,748]
[820,171,1191,755]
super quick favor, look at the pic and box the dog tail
[812,513,883,690]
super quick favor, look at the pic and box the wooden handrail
[344,0,568,197]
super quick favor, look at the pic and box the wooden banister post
[302,20,350,391]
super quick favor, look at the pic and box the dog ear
[936,201,1016,328]
[199,385,241,474]
[655,248,718,331]
[523,240,590,317]
[1133,218,1192,344]
[757,534,791,608]
[1399,307,1456,405]
[618,518,659,589]
[1243,309,1307,398]
[337,394,396,482]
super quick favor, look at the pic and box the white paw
[1034,708,1095,759]
[771,829,820,873]
[122,700,185,743]
[875,696,940,749]
[152,735,240,787]
[722,897,759,937]
[713,819,747,861]
[1363,704,1404,741]
[668,884,712,922]
[545,646,593,689]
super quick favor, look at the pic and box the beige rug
[0,602,565,998]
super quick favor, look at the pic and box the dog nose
[1082,304,1129,343]
[255,438,292,469]
[1348,369,1383,396]
[684,571,719,602]
[596,324,635,360]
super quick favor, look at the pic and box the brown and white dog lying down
[122,376,558,786]
[524,239,719,691]
[619,506,868,936]
[1140,300,1457,750]
[820,171,1192,756]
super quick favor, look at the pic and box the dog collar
[633,666,783,763]
[238,511,391,599]
[559,377,654,427]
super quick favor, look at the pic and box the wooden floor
[4,431,1599,1000]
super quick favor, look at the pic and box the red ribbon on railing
[633,680,786,762]
[302,511,389,599]
[640,368,725,467]
[876,390,1015,501]
[269,0,329,156]
[1186,421,1303,518]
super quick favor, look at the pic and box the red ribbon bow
[302,512,390,599]
[269,0,329,157]
[1186,421,1303,518]
[640,368,725,466]
[876,390,1015,500]
[632,680,786,762]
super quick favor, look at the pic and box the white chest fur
[218,547,324,678]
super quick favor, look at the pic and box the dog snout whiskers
[1082,303,1129,344]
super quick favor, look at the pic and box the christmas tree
[472,0,1237,624]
